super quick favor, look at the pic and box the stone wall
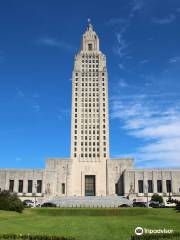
[123,169,180,200]
[0,168,44,198]
[107,158,133,195]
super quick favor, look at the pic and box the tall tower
[71,22,109,162]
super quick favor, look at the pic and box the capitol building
[0,23,180,203]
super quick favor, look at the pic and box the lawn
[0,208,179,240]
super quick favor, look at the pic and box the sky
[0,0,180,169]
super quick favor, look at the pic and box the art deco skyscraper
[71,22,109,161]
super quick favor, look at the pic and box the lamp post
[34,182,39,208]
[145,184,149,208]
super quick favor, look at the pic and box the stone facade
[0,23,180,201]
[123,169,180,201]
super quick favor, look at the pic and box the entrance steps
[48,196,133,208]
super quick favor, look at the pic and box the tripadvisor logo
[135,227,143,236]
[135,227,174,236]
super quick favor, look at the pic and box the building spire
[87,18,93,31]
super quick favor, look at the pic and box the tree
[151,194,163,203]
[0,190,24,213]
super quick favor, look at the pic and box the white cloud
[139,59,149,64]
[107,18,130,33]
[37,37,74,51]
[152,14,176,24]
[111,96,180,167]
[0,56,4,62]
[16,157,23,162]
[169,56,180,63]
[16,87,25,98]
[113,33,128,57]
[118,79,128,88]
[118,63,125,70]
[110,0,145,60]
[16,87,41,113]
[32,104,40,113]
[32,93,40,99]
[131,0,144,12]
[107,18,127,26]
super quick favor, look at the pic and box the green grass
[0,208,179,240]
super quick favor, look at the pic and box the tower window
[88,44,93,51]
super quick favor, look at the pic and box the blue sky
[0,0,180,169]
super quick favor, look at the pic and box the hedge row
[0,234,75,240]
[131,232,180,240]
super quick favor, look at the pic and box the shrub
[175,202,180,212]
[167,198,179,204]
[131,232,180,240]
[0,234,75,240]
[167,198,180,212]
[151,194,163,204]
[0,190,24,213]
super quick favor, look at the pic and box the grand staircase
[47,196,133,208]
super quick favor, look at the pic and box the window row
[80,125,106,129]
[74,135,106,141]
[80,103,100,107]
[79,119,102,123]
[81,73,99,77]
[82,69,99,73]
[74,94,105,99]
[74,147,101,152]
[79,147,107,151]
[74,114,106,119]
[78,109,100,113]
[73,153,107,158]
[79,142,106,146]
[82,64,99,68]
[75,77,105,81]
[81,83,99,87]
[81,93,101,97]
[75,98,103,102]
[79,78,105,82]
[75,72,104,77]
[82,60,99,63]
[80,119,105,123]
[138,179,172,193]
[80,125,101,129]
[81,88,100,92]
[74,114,101,118]
[81,55,99,59]
[80,153,106,158]
[9,180,42,194]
